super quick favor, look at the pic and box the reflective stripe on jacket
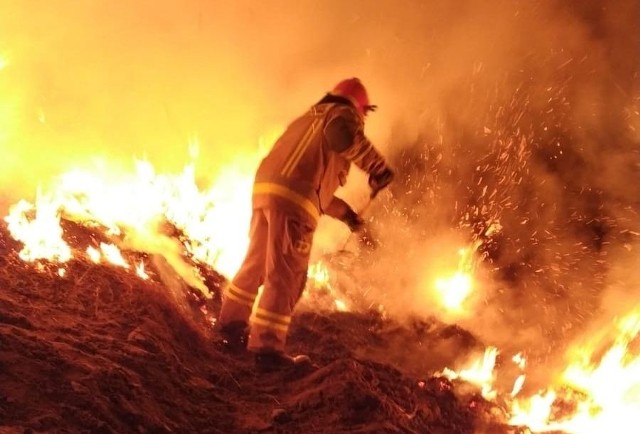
[253,102,388,221]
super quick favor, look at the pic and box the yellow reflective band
[281,126,315,177]
[253,183,320,222]
[281,118,322,177]
[251,316,289,333]
[224,290,254,308]
[228,283,257,301]
[255,307,292,324]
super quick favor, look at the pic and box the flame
[509,309,640,433]
[440,346,499,400]
[511,353,528,396]
[135,262,149,280]
[432,241,481,314]
[434,271,473,312]
[5,196,72,263]
[99,243,129,269]
[306,261,349,312]
[308,261,331,287]
[432,309,640,434]
[86,246,101,263]
[3,145,268,278]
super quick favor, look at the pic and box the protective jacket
[253,97,389,223]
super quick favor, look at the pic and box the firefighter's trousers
[218,205,315,353]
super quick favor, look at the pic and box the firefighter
[216,78,394,370]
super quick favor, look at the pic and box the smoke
[1,0,639,380]
[313,0,639,379]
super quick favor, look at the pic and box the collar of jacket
[315,93,355,109]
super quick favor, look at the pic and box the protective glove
[368,167,395,198]
[343,208,365,233]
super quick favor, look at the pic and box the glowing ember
[513,352,527,369]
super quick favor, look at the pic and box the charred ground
[0,221,522,434]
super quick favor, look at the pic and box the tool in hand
[338,167,395,251]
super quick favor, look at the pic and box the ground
[0,221,523,434]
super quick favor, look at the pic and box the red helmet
[330,78,377,117]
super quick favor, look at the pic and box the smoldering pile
[0,219,526,433]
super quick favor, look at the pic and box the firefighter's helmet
[330,78,377,117]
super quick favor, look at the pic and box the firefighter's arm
[325,110,394,198]
[324,196,364,232]
[325,196,378,249]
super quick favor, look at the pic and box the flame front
[431,252,640,434]
[509,309,640,433]
[4,152,259,278]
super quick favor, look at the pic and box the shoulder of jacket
[324,103,360,123]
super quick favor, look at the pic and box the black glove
[343,208,365,233]
[368,167,394,198]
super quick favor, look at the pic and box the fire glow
[439,310,640,433]
[4,153,639,434]
[4,154,256,278]
[509,309,640,433]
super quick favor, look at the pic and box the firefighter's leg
[218,209,267,332]
[247,208,314,354]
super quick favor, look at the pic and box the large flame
[437,308,640,433]
[509,308,640,433]
[4,150,259,278]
